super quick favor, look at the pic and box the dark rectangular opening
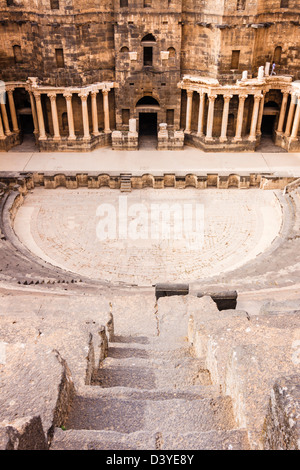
[155,283,189,300]
[197,291,238,311]
[166,109,174,126]
[144,47,153,66]
[55,48,65,68]
[122,109,130,125]
[120,0,128,7]
[230,50,240,70]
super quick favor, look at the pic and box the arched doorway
[13,88,36,150]
[136,96,160,149]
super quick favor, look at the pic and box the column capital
[253,93,263,100]
[47,92,57,101]
[6,87,15,95]
[239,93,248,101]
[63,91,73,100]
[91,88,99,97]
[33,91,41,99]
[208,94,217,101]
[223,94,233,102]
[186,89,194,98]
[79,91,89,100]
[281,90,290,97]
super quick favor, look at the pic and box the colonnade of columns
[34,87,112,141]
[183,88,300,143]
[0,84,113,142]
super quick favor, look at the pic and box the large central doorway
[136,96,159,150]
[138,112,157,149]
[139,112,157,136]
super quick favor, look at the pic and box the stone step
[77,384,222,401]
[65,395,236,433]
[92,355,211,388]
[51,428,249,450]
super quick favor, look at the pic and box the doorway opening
[139,113,157,149]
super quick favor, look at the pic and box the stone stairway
[120,173,132,192]
[51,325,250,449]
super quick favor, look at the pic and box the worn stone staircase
[51,308,250,450]
[120,173,132,193]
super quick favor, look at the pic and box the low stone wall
[38,133,111,152]
[0,173,297,193]
[185,133,257,152]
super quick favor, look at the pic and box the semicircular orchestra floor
[13,187,283,286]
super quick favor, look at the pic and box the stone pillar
[185,89,193,134]
[34,92,47,140]
[277,92,289,134]
[0,112,5,139]
[256,92,265,135]
[102,89,111,133]
[290,96,300,140]
[233,93,248,142]
[29,91,39,135]
[220,94,232,142]
[7,89,19,133]
[205,94,217,141]
[63,92,76,140]
[0,97,12,136]
[129,118,137,133]
[47,92,60,140]
[79,91,90,140]
[91,90,100,136]
[197,92,205,137]
[284,94,296,137]
[248,94,262,141]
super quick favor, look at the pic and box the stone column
[290,96,300,140]
[205,94,217,141]
[277,91,289,134]
[47,92,60,140]
[197,92,205,137]
[102,89,111,134]
[79,91,90,140]
[29,91,39,135]
[91,90,100,136]
[34,92,47,140]
[220,94,232,142]
[7,89,19,133]
[0,96,12,136]
[284,94,296,137]
[185,89,193,134]
[256,92,265,135]
[63,92,76,140]
[233,93,248,142]
[248,94,262,142]
[0,112,5,139]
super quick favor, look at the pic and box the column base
[232,137,242,143]
[92,131,101,137]
[248,136,257,142]
[219,137,228,143]
[205,136,214,142]
[104,129,112,134]
[38,136,47,141]
[68,135,77,141]
[53,136,61,142]
[196,132,203,137]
